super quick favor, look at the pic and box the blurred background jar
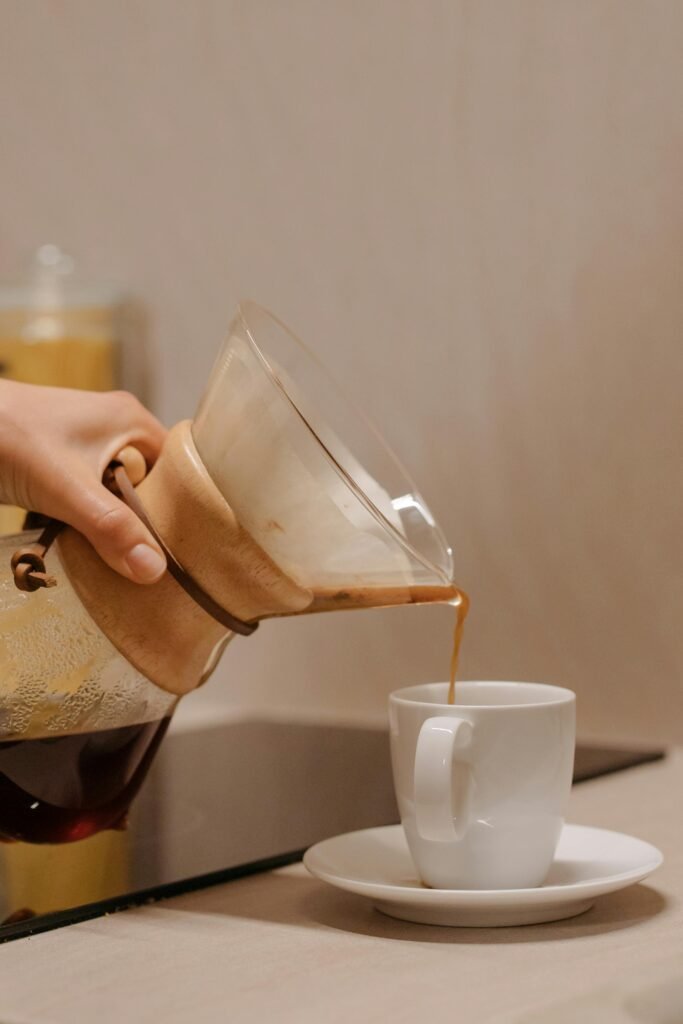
[0,243,148,533]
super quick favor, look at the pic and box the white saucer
[304,824,662,927]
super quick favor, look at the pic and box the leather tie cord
[11,460,258,637]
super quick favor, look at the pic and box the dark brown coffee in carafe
[304,583,461,613]
[0,717,170,844]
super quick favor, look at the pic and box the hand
[0,381,168,584]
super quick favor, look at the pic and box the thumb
[63,480,167,585]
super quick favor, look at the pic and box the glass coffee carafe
[0,302,455,844]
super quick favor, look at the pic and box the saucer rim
[303,823,663,906]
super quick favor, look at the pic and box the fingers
[52,389,167,476]
[0,382,170,584]
[71,394,167,580]
[52,471,167,585]
[99,391,167,469]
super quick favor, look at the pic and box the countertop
[0,749,680,1024]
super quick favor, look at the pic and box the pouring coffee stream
[448,590,470,706]
[0,302,466,843]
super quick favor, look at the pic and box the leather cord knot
[10,518,63,592]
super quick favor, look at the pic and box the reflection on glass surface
[0,718,398,938]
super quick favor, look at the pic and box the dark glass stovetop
[0,717,664,943]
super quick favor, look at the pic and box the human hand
[0,381,168,584]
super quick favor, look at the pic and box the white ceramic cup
[389,681,576,889]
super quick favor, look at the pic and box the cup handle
[414,716,474,842]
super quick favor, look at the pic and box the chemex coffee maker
[0,302,457,846]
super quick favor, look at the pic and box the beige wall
[1,1,682,742]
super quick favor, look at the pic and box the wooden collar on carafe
[57,421,312,696]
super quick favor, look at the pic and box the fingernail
[125,544,166,583]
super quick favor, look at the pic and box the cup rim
[390,680,575,710]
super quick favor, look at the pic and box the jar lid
[0,245,125,310]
